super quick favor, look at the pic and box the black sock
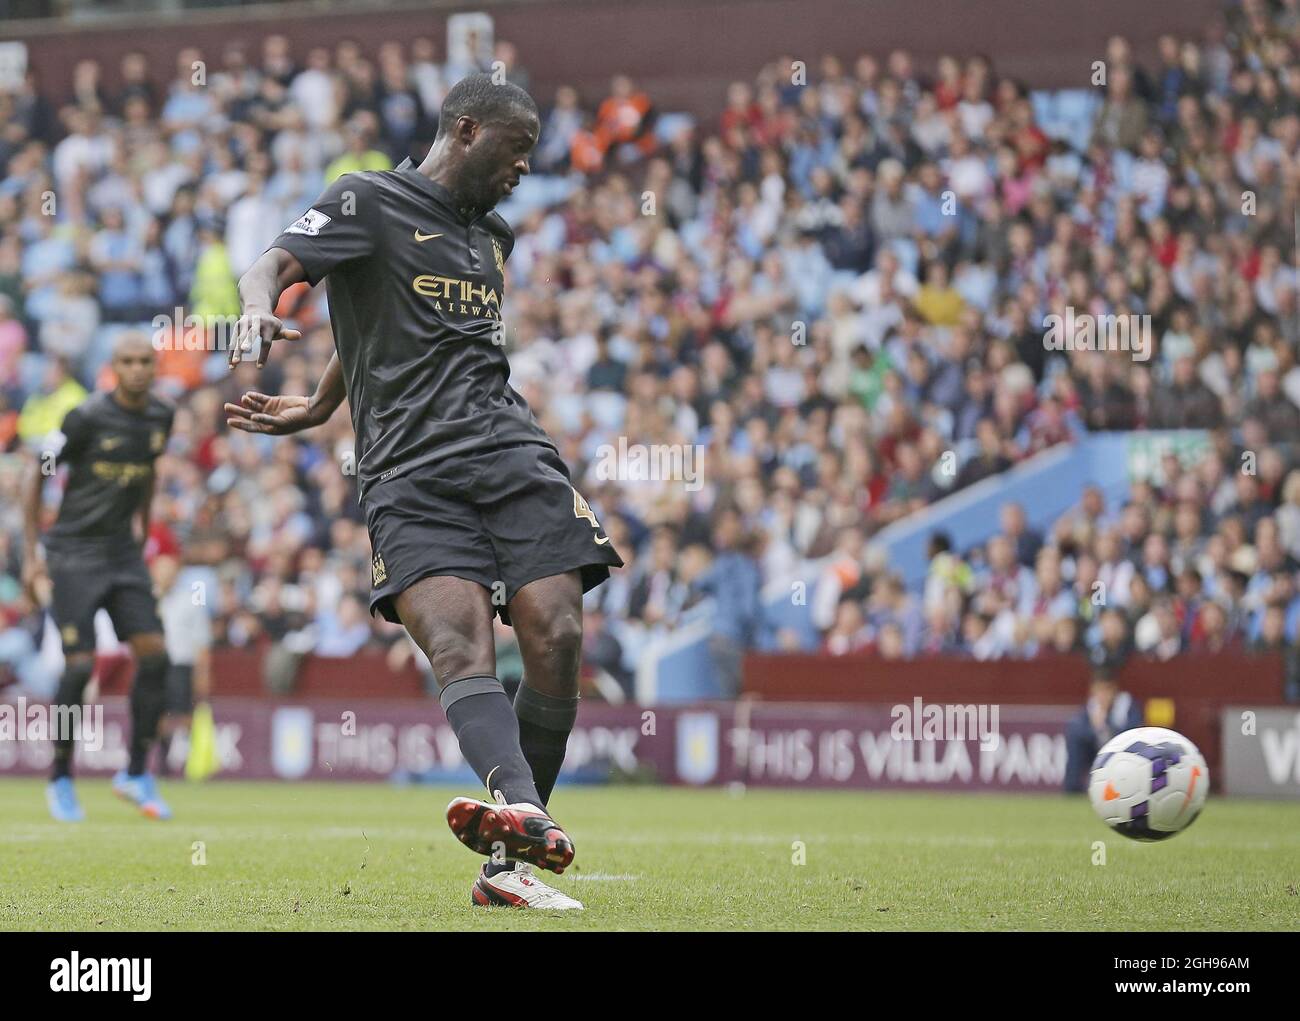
[514,683,579,807]
[50,659,95,781]
[440,675,542,809]
[157,732,173,776]
[128,653,169,776]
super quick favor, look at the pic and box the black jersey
[269,163,555,499]
[46,391,174,553]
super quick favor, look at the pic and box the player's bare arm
[20,449,50,606]
[225,352,346,435]
[229,247,308,368]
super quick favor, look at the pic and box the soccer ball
[1088,727,1208,841]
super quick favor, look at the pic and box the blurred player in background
[151,553,213,777]
[226,74,622,910]
[22,332,176,821]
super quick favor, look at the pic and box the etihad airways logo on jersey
[410,274,502,319]
[91,461,153,486]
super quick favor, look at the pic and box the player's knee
[130,633,167,660]
[55,656,95,705]
[421,627,493,684]
[537,608,583,663]
[133,646,170,690]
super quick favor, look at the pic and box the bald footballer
[24,333,176,822]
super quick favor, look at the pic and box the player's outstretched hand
[224,392,317,435]
[228,311,302,368]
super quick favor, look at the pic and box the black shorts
[165,663,194,715]
[47,546,162,655]
[365,444,624,626]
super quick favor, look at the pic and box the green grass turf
[0,778,1297,931]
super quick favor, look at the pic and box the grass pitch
[0,778,1296,931]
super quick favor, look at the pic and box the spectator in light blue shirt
[695,509,762,696]
[911,162,954,240]
[88,207,142,320]
[315,594,375,658]
[784,231,835,319]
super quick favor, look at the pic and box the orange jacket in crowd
[572,89,656,172]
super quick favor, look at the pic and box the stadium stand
[0,0,1297,704]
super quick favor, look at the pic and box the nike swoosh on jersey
[414,230,443,242]
[594,534,611,545]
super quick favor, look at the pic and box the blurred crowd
[1,0,1298,698]
[821,455,1300,674]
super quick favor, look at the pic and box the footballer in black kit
[227,73,621,910]
[258,150,620,623]
[23,333,177,822]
